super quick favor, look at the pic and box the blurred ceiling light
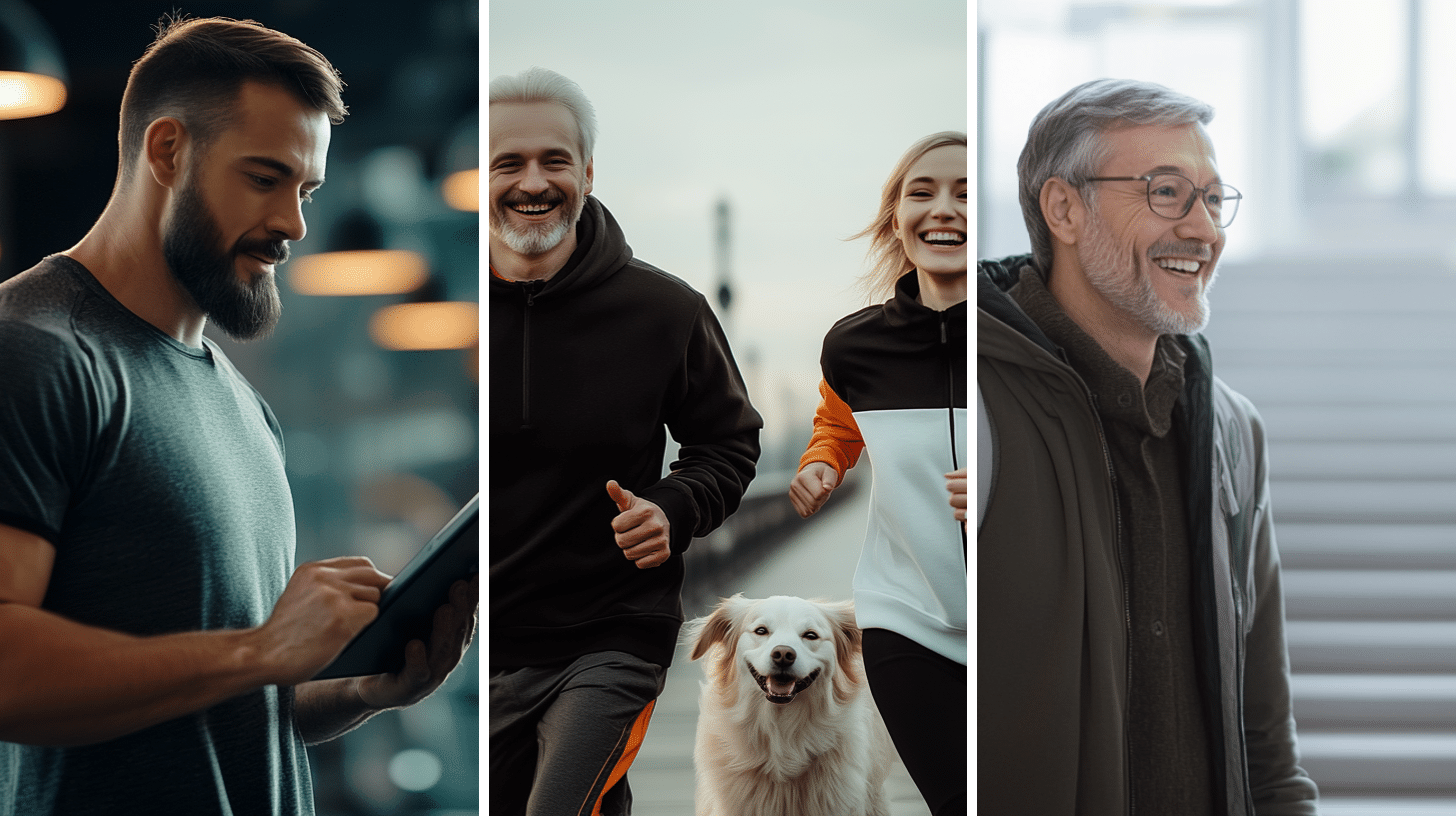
[439,111,478,212]
[0,1,68,120]
[369,301,479,351]
[290,249,428,296]
[0,72,64,119]
[441,167,479,211]
[289,208,428,296]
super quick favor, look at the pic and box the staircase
[1203,257,1456,813]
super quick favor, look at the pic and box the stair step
[1271,482,1456,524]
[1215,367,1456,406]
[1292,674,1456,728]
[1254,405,1456,443]
[1283,571,1456,619]
[1278,524,1456,570]
[1209,312,1456,356]
[1320,797,1456,815]
[1207,263,1456,313]
[1298,733,1456,792]
[1287,622,1456,672]
[1270,442,1456,480]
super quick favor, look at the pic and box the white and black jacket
[801,271,968,664]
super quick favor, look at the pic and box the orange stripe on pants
[583,698,657,816]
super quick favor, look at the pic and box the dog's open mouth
[747,663,821,705]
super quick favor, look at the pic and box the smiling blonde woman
[787,131,968,816]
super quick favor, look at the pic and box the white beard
[496,216,573,255]
[490,187,587,256]
[1078,212,1215,336]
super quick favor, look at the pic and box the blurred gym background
[981,2,1456,813]
[0,1,479,814]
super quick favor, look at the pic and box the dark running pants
[862,627,968,816]
[489,651,667,816]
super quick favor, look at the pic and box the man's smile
[510,201,557,215]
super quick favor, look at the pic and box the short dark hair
[118,15,346,182]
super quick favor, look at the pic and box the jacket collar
[885,270,969,335]
[979,252,1213,373]
[978,254,1058,356]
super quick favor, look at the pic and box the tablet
[313,493,479,680]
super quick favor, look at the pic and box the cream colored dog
[685,594,895,816]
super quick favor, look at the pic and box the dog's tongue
[767,677,796,697]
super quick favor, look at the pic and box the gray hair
[1018,78,1214,270]
[489,66,598,162]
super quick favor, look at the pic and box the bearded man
[0,17,476,815]
[976,79,1320,815]
[487,67,762,816]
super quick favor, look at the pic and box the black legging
[861,627,967,816]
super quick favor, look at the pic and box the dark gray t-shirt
[0,255,311,815]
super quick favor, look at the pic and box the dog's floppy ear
[817,599,863,704]
[822,601,860,657]
[689,593,746,661]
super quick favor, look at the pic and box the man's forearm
[0,601,276,747]
[292,677,383,745]
[654,433,760,536]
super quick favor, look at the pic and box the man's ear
[583,156,594,197]
[144,117,187,189]
[1040,176,1086,246]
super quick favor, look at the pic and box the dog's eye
[803,631,819,640]
[753,626,768,635]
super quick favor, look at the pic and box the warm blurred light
[0,72,64,120]
[370,302,479,351]
[288,249,428,296]
[442,168,479,212]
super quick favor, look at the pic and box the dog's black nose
[771,646,796,667]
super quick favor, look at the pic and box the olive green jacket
[977,256,1319,815]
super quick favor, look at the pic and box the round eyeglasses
[1085,172,1242,228]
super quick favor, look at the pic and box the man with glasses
[977,79,1319,814]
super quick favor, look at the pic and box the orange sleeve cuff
[798,379,864,477]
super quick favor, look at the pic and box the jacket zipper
[941,314,966,556]
[520,281,542,429]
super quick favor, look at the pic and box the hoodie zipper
[940,313,967,555]
[941,312,958,467]
[520,280,543,429]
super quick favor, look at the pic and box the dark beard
[162,179,286,341]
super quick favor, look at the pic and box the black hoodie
[489,196,762,669]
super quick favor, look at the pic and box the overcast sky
[487,0,969,445]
